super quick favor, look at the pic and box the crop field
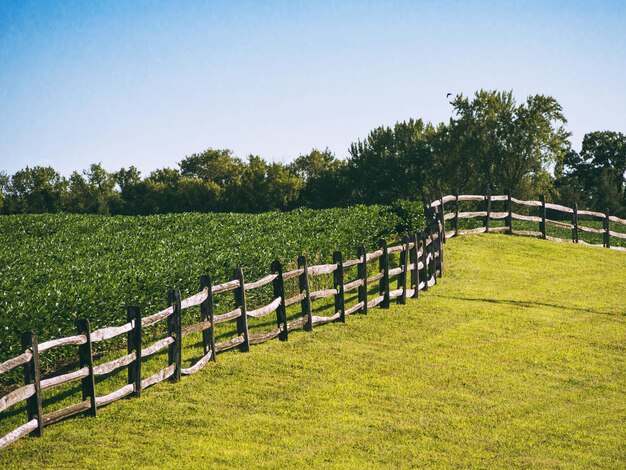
[0,234,624,467]
[0,204,421,377]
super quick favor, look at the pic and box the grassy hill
[1,234,624,468]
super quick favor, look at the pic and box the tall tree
[347,119,438,204]
[444,90,570,196]
[179,148,243,188]
[557,131,626,215]
[64,163,118,214]
[4,166,66,214]
[291,149,348,207]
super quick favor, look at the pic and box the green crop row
[0,203,424,377]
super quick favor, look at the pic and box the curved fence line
[7,191,618,451]
[0,216,445,451]
[434,190,626,251]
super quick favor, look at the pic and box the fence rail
[0,204,446,451]
[438,189,626,252]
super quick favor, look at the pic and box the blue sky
[1,0,625,177]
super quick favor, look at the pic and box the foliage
[2,166,66,214]
[1,90,625,217]
[557,131,626,216]
[348,119,439,203]
[0,205,410,370]
[290,148,350,208]
[1,235,624,467]
[442,90,571,196]
[387,198,424,234]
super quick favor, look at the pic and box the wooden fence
[434,190,626,251]
[0,205,446,450]
[2,191,624,451]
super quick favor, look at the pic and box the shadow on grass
[433,294,625,317]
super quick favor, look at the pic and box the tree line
[2,90,625,216]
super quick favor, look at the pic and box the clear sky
[1,0,625,177]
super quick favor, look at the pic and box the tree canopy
[1,90,624,216]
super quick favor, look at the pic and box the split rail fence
[0,205,446,450]
[2,190,624,451]
[434,189,626,251]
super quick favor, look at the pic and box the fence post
[539,195,546,239]
[76,319,96,417]
[437,212,444,277]
[127,306,142,397]
[200,275,216,360]
[398,236,409,304]
[167,289,182,381]
[357,246,368,315]
[454,188,460,237]
[233,268,250,352]
[422,195,433,283]
[439,190,446,243]
[271,261,288,341]
[572,202,579,243]
[604,209,610,248]
[21,332,43,436]
[428,224,437,286]
[379,239,390,308]
[298,256,313,331]
[484,186,492,232]
[411,233,419,299]
[333,251,346,322]
[506,188,513,234]
[420,232,428,292]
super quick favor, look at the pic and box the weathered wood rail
[0,204,446,451]
[438,188,626,251]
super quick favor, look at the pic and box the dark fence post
[379,239,390,308]
[428,225,437,286]
[298,256,313,331]
[420,232,428,292]
[233,268,250,352]
[21,332,43,436]
[411,233,419,299]
[127,306,142,397]
[572,202,579,243]
[167,289,182,381]
[357,246,368,315]
[271,261,288,341]
[398,236,409,304]
[76,319,96,417]
[484,186,492,232]
[604,209,610,248]
[333,251,345,322]
[439,190,446,243]
[454,188,460,237]
[506,188,513,234]
[437,213,444,277]
[200,275,216,360]
[421,196,433,286]
[539,195,546,239]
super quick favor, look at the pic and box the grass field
[1,234,625,468]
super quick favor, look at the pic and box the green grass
[1,234,625,468]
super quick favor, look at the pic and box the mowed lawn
[1,234,625,468]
